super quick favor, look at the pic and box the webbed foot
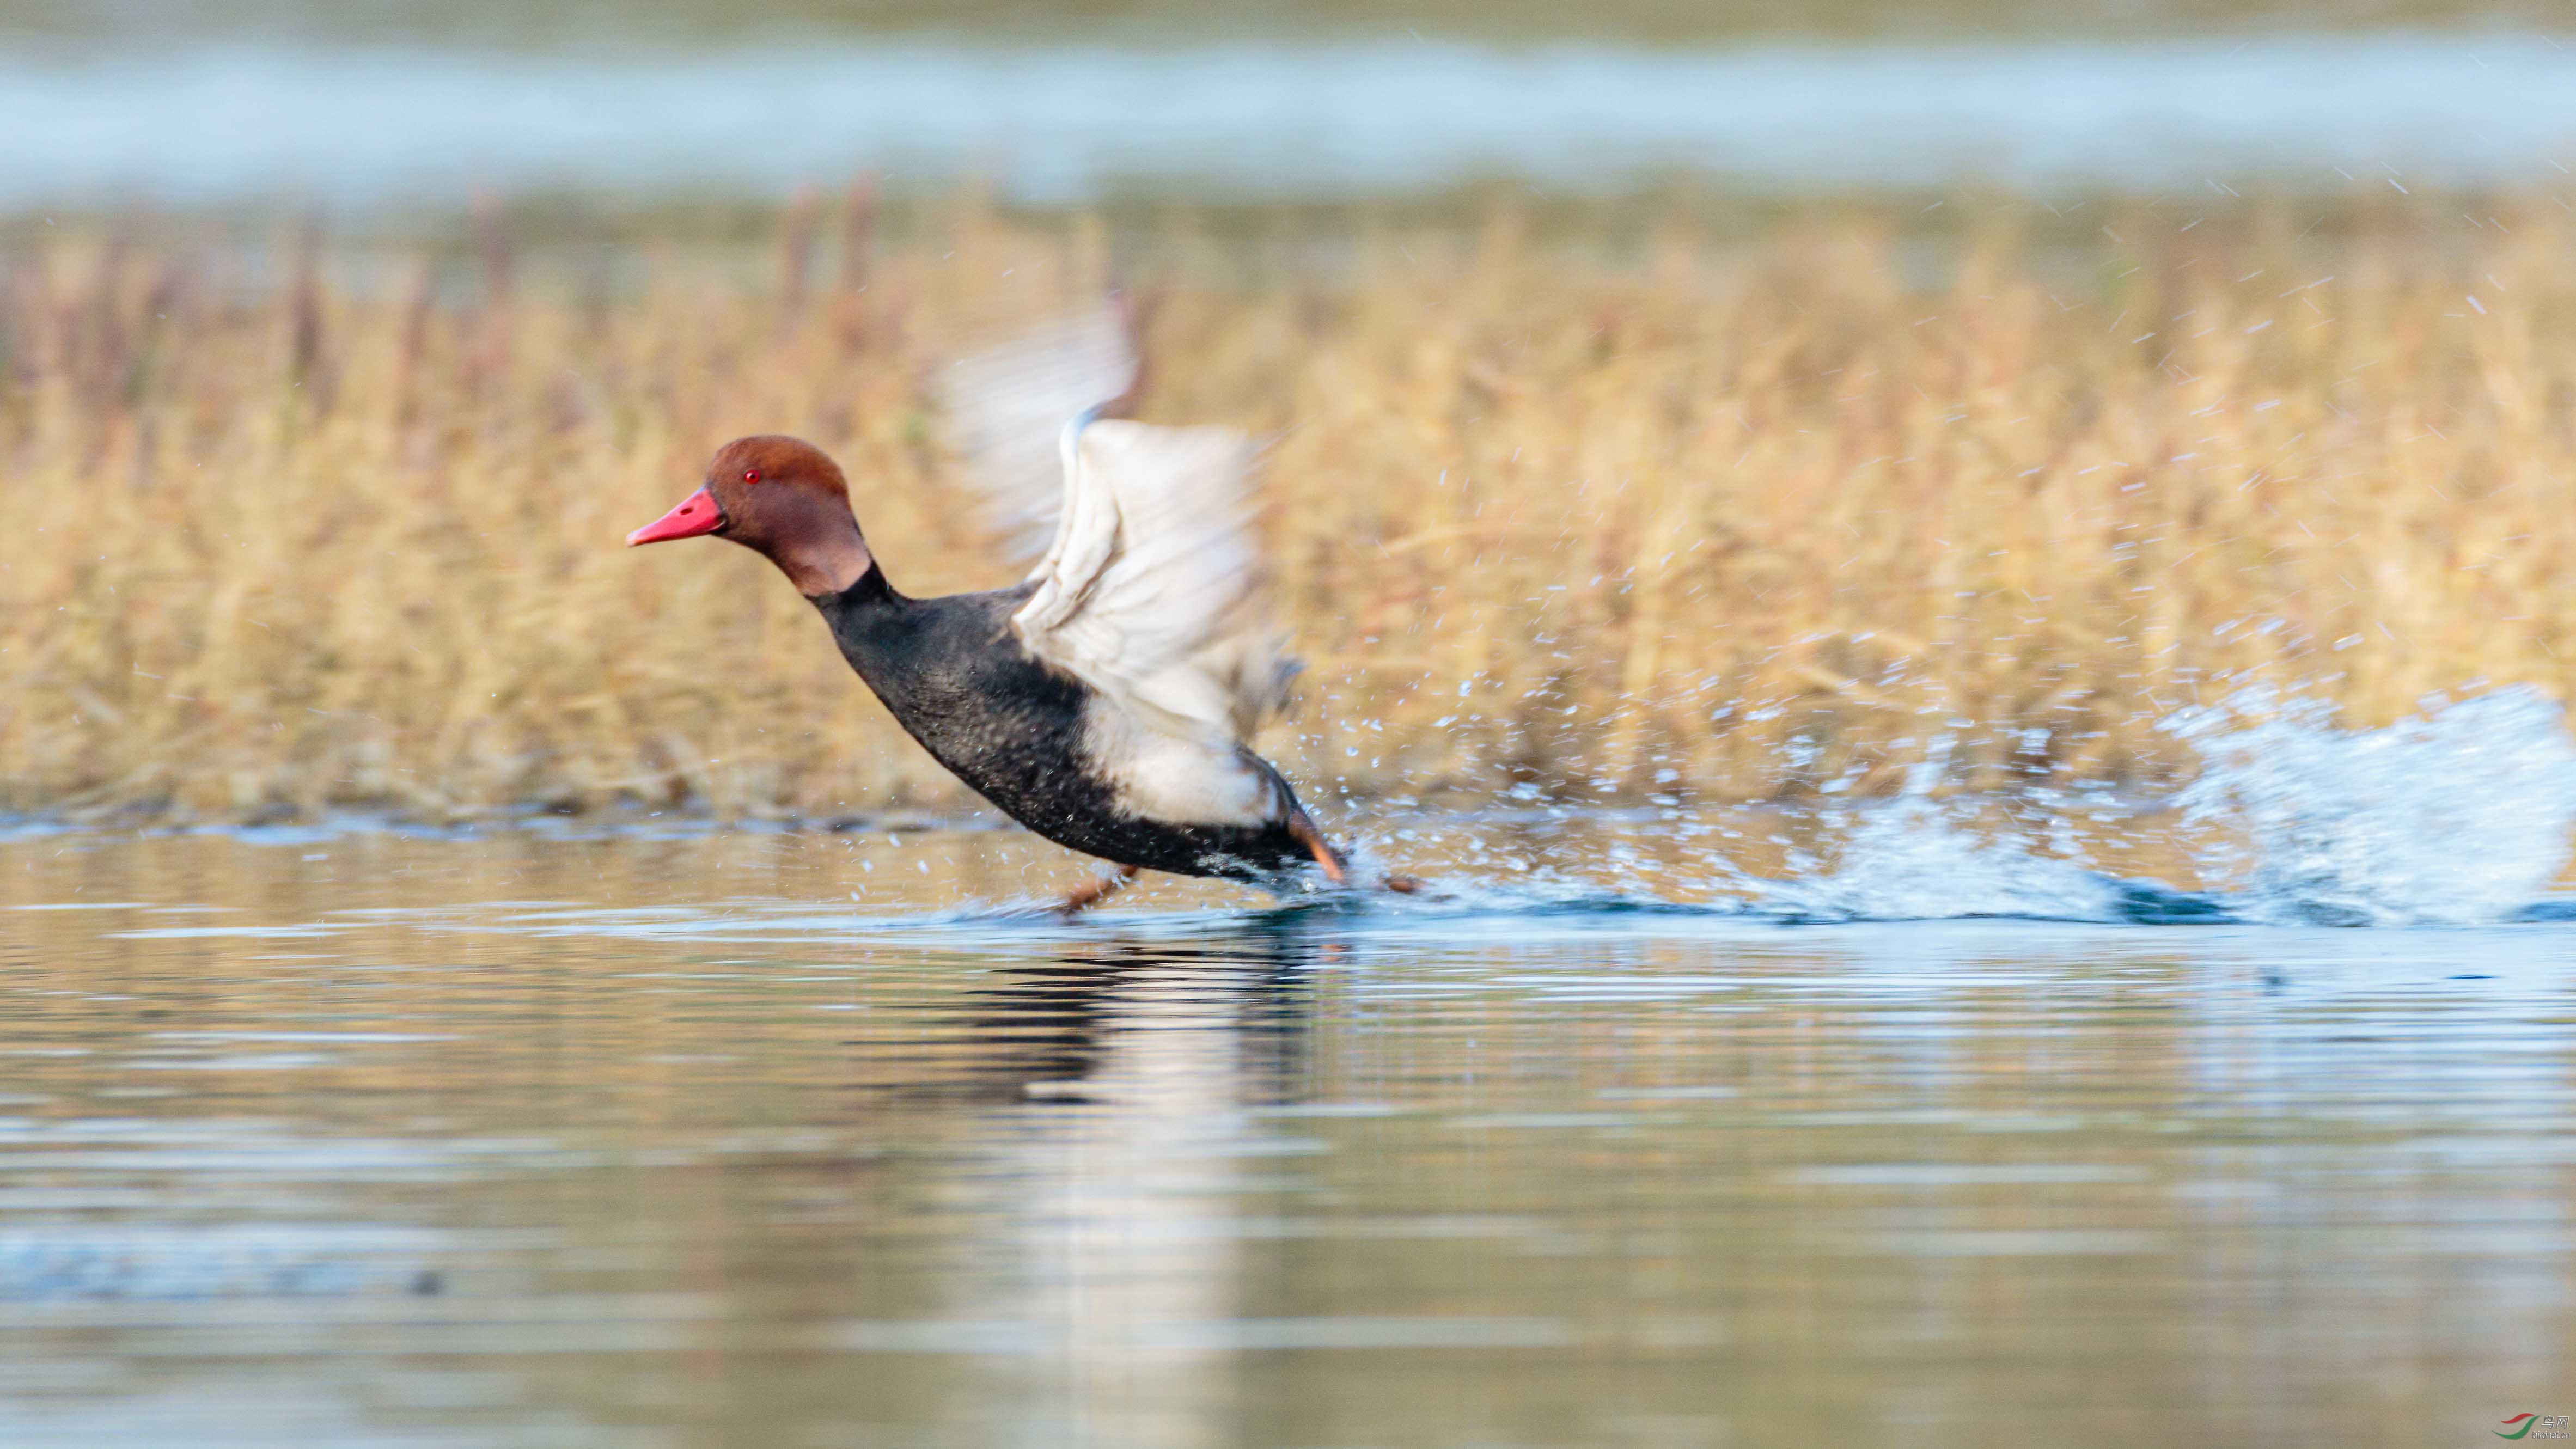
[1057,864,1140,917]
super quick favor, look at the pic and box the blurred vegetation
[5,191,2574,823]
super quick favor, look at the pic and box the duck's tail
[1283,805,1421,893]
[1283,807,1347,885]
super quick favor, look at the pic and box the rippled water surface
[3,822,2572,1447]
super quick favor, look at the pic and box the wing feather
[1018,418,1295,743]
[937,310,1298,747]
[935,307,1138,556]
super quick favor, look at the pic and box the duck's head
[628,435,874,597]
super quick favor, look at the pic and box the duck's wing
[1012,415,1296,744]
[935,305,1139,556]
[936,308,1298,747]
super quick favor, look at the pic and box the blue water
[9,32,2576,208]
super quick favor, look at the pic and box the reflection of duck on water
[628,306,1417,914]
[859,926,1338,1448]
[849,927,1324,1108]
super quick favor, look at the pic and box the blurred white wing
[937,307,1297,747]
[936,306,1138,555]
[1016,417,1296,743]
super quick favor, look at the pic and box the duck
[627,307,1404,913]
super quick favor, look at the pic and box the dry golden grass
[6,197,2575,822]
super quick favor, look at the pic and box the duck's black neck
[807,566,1016,750]
[816,562,942,684]
[810,564,905,641]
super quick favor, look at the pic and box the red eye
[742,469,761,485]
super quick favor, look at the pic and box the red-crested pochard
[628,308,1407,912]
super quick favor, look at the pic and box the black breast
[811,572,1310,882]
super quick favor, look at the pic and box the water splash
[2163,686,2576,926]
[1746,745,2126,924]
[1662,687,2576,927]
